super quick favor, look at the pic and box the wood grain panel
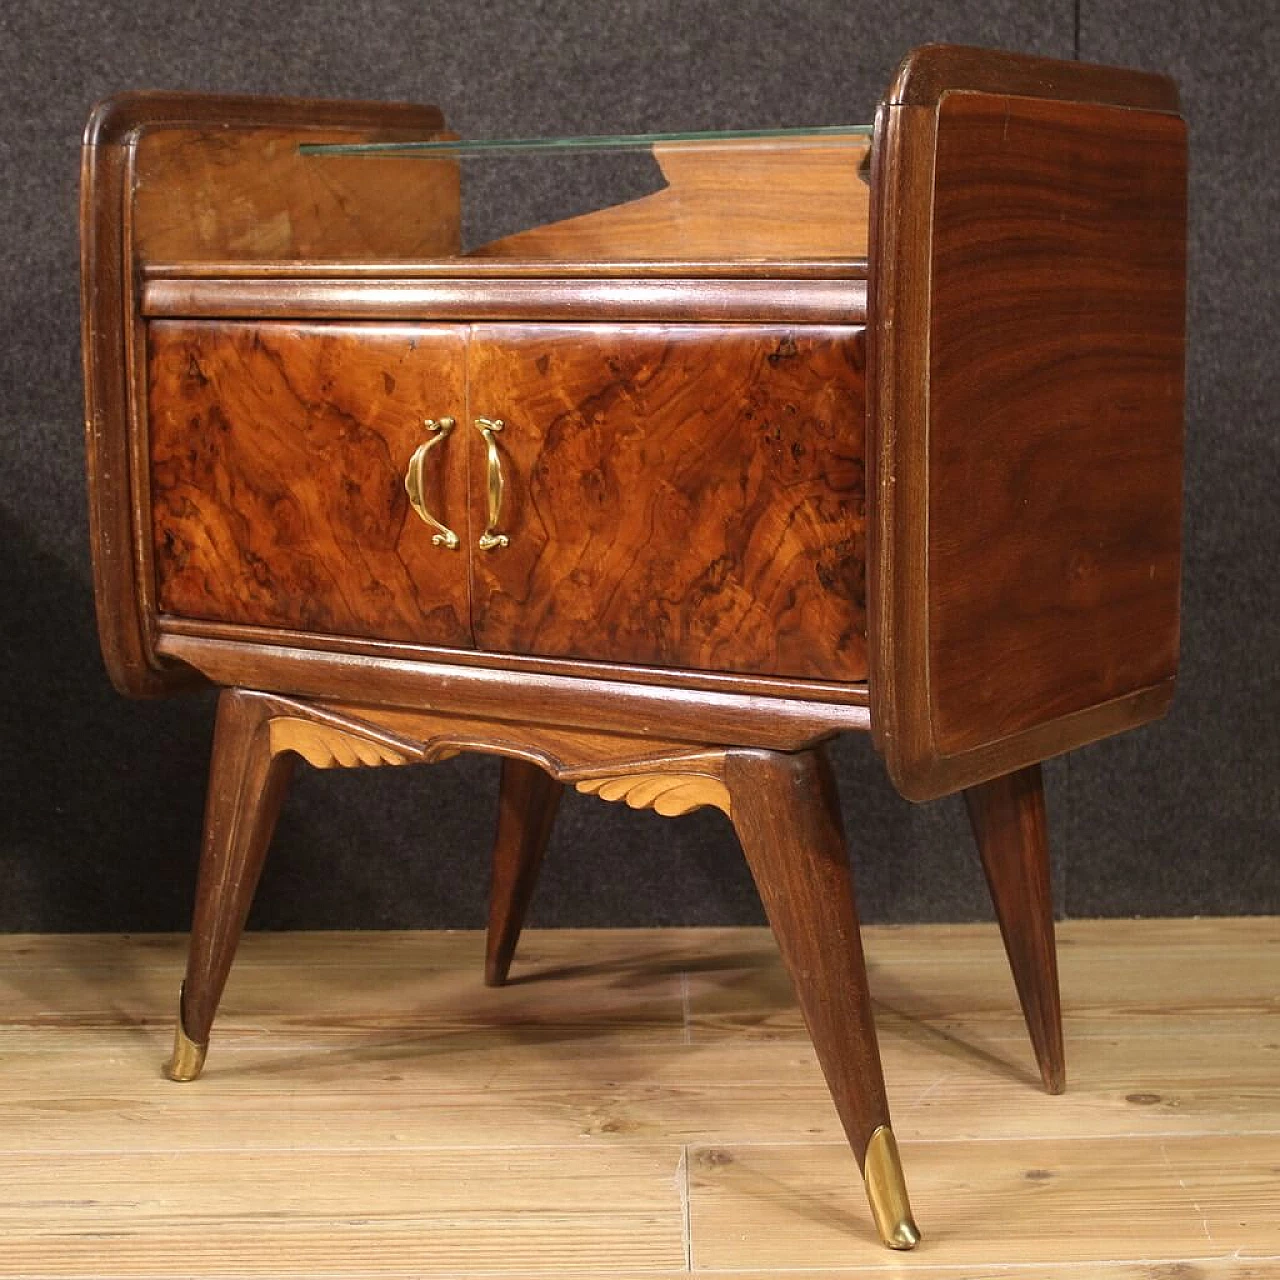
[868,49,1187,801]
[132,127,459,264]
[148,321,472,646]
[468,325,868,681]
[926,94,1185,753]
[472,136,870,263]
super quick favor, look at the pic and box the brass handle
[474,417,509,550]
[404,417,459,549]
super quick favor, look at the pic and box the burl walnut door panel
[467,324,868,681]
[148,321,472,647]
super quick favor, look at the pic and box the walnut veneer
[80,45,1187,1253]
[149,320,868,679]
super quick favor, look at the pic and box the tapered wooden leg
[485,758,563,986]
[965,763,1065,1095]
[725,747,919,1251]
[166,688,295,1081]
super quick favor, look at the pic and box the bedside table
[80,44,1187,1250]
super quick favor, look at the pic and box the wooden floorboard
[0,919,1276,1277]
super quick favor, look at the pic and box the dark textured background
[1,1,1275,932]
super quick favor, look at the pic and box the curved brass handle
[473,417,509,550]
[404,417,459,549]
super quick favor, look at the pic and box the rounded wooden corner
[884,43,1181,114]
[101,650,205,701]
[93,595,205,700]
[83,92,149,148]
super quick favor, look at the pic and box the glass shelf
[299,125,875,265]
[300,123,873,159]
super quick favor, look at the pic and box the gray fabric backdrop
[1,1,1275,932]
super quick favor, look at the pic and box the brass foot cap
[164,990,207,1082]
[884,1216,922,1250]
[165,1025,207,1082]
[864,1125,920,1251]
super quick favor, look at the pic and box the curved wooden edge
[81,125,192,697]
[80,92,447,699]
[884,43,1180,113]
[83,91,444,149]
[864,99,925,759]
[867,51,1187,802]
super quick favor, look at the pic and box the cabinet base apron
[165,685,918,1251]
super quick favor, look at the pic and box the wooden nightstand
[80,44,1187,1250]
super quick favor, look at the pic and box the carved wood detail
[575,771,731,818]
[267,717,419,769]
[250,696,734,804]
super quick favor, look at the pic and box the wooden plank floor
[1,918,1277,1277]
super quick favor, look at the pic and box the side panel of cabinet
[148,321,472,648]
[868,49,1187,800]
[466,324,868,681]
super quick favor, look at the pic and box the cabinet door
[466,324,868,681]
[149,321,472,648]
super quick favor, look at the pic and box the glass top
[294,125,874,267]
[300,123,873,159]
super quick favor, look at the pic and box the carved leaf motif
[576,771,731,818]
[268,717,411,769]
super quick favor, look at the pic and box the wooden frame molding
[155,632,870,750]
[140,276,867,324]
